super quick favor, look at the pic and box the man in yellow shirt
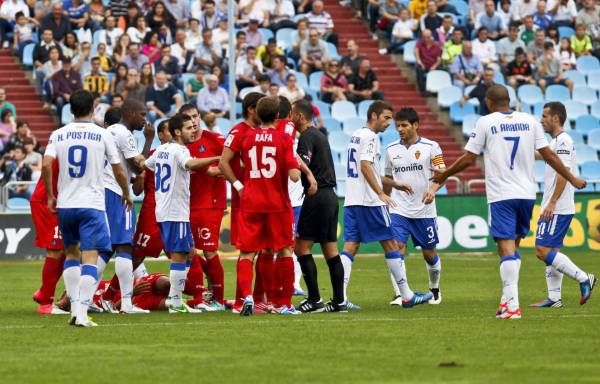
[409,0,428,21]
[83,56,109,99]
[257,38,285,69]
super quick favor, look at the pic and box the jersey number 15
[248,146,276,179]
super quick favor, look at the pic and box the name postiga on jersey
[490,123,531,134]
[52,131,103,142]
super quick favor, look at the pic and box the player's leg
[341,206,361,306]
[422,248,442,304]
[204,251,225,307]
[292,206,305,296]
[411,217,442,304]
[320,241,347,312]
[388,214,411,305]
[235,211,264,316]
[57,208,83,324]
[184,253,206,309]
[295,238,324,312]
[273,247,298,315]
[254,249,274,306]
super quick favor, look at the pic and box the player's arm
[430,150,476,184]
[296,134,317,195]
[140,122,155,158]
[186,156,221,171]
[218,146,240,185]
[538,147,586,189]
[112,163,133,210]
[41,155,56,213]
[132,173,144,196]
[360,160,396,207]
[382,175,413,195]
[424,150,446,204]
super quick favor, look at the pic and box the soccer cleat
[530,298,563,308]
[69,316,77,326]
[495,300,508,318]
[207,301,226,311]
[275,305,302,315]
[497,308,522,319]
[32,290,44,304]
[255,301,273,314]
[100,298,118,314]
[75,319,99,327]
[321,300,348,313]
[37,304,69,315]
[580,274,596,305]
[293,287,307,296]
[428,288,442,305]
[402,292,433,308]
[168,303,202,314]
[223,299,235,310]
[120,304,150,314]
[389,295,403,306]
[88,303,104,313]
[345,300,361,310]
[240,295,254,316]
[297,299,325,313]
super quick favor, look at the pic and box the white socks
[385,251,413,300]
[63,259,81,318]
[425,255,441,289]
[78,264,98,323]
[115,253,134,309]
[499,255,520,311]
[390,273,402,297]
[547,251,587,283]
[293,254,303,290]
[545,266,563,301]
[134,262,149,279]
[340,251,354,302]
[169,262,187,307]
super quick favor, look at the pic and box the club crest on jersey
[415,150,421,160]
[198,145,206,153]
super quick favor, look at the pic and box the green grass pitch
[0,251,598,384]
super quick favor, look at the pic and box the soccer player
[219,96,301,316]
[144,113,220,313]
[31,159,68,315]
[292,99,347,313]
[42,89,131,327]
[180,104,227,310]
[384,108,445,305]
[432,85,587,319]
[98,99,154,314]
[341,100,432,309]
[531,102,596,308]
[93,273,171,311]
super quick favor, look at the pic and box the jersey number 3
[249,146,276,179]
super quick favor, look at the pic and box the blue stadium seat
[577,56,600,76]
[323,117,342,132]
[576,145,599,164]
[309,71,323,91]
[325,42,341,60]
[334,164,347,181]
[7,197,30,211]
[572,86,598,106]
[357,100,374,119]
[517,84,544,105]
[581,161,600,181]
[462,114,480,137]
[564,100,589,121]
[275,28,295,50]
[592,101,600,119]
[531,101,545,118]
[328,131,351,153]
[437,86,462,108]
[314,100,331,118]
[534,160,546,183]
[504,84,517,108]
[587,70,600,91]
[22,43,35,67]
[331,100,357,121]
[436,185,448,195]
[338,148,348,165]
[588,129,600,150]
[575,115,600,136]
[545,84,570,102]
[403,40,416,64]
[180,73,195,92]
[343,117,366,135]
[61,104,72,125]
[558,26,575,39]
[426,70,452,94]
[259,28,274,41]
[450,0,468,15]
[235,102,242,118]
[92,29,103,44]
[294,71,308,89]
[569,130,585,145]
[449,101,475,123]
[216,117,232,133]
[564,70,587,87]
[493,71,505,85]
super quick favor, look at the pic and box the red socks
[38,254,65,304]
[102,274,120,301]
[237,258,254,299]
[205,255,224,303]
[273,257,294,308]
[254,251,274,303]
[184,254,205,299]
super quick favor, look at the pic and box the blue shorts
[489,199,535,240]
[293,206,301,231]
[535,214,574,248]
[343,205,393,243]
[105,188,136,245]
[159,221,195,253]
[57,208,112,252]
[391,214,439,249]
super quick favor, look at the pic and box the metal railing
[0,181,36,212]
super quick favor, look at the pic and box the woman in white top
[278,73,305,103]
[127,15,150,43]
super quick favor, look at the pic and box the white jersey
[344,128,384,207]
[384,137,445,218]
[103,123,140,196]
[45,121,120,210]
[144,142,192,223]
[541,132,576,215]
[289,140,304,207]
[465,111,548,203]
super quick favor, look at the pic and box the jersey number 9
[68,145,88,178]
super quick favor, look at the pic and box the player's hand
[540,201,556,221]
[393,181,413,194]
[47,195,57,214]
[571,177,587,190]
[143,122,155,139]
[206,166,222,177]
[378,192,396,208]
[422,189,435,204]
[307,174,318,195]
[122,194,133,211]
[430,169,447,185]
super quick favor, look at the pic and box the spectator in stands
[185,68,205,104]
[111,94,124,109]
[576,0,600,27]
[257,38,285,69]
[366,0,381,37]
[12,11,35,57]
[170,29,192,72]
[154,45,181,86]
[243,74,271,97]
[203,112,219,133]
[122,67,147,102]
[72,41,91,78]
[519,15,538,46]
[140,63,154,87]
[498,24,526,68]
[558,38,576,69]
[269,0,296,32]
[84,57,109,99]
[60,32,79,59]
[39,46,62,108]
[236,45,264,91]
[527,29,548,64]
[535,41,574,91]
[409,0,428,22]
[110,63,129,96]
[245,19,264,48]
[476,0,506,40]
[195,28,222,71]
[414,29,442,93]
[268,83,280,97]
[212,17,229,53]
[146,71,183,122]
[88,0,105,31]
[95,43,113,72]
[234,30,249,61]
[571,23,593,57]
[472,27,499,71]
[460,68,495,115]
[306,0,338,46]
[383,8,417,54]
[450,40,484,87]
[0,87,17,118]
[128,15,150,44]
[194,0,221,29]
[141,31,163,64]
[212,65,229,92]
[110,0,130,21]
[513,0,537,23]
[40,3,71,42]
[497,0,514,28]
[377,0,403,40]
[186,18,203,50]
[420,1,443,41]
[33,29,62,70]
[0,0,29,48]
[240,0,270,27]
[196,74,229,118]
[341,39,363,78]
[320,60,348,103]
[300,28,330,75]
[547,0,577,27]
[146,1,176,32]
[346,58,384,102]
[123,42,150,72]
[1,146,32,199]
[279,73,306,103]
[547,24,560,48]
[0,110,15,153]
[163,0,191,28]
[442,28,464,67]
[532,1,553,30]
[113,34,131,64]
[5,119,36,153]
[66,0,91,32]
[51,57,82,113]
[120,2,141,31]
[436,15,455,45]
[268,55,291,87]
[289,17,309,64]
[23,137,42,174]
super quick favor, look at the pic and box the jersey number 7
[504,136,520,170]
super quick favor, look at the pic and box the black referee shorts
[297,187,339,243]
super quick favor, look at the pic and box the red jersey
[187,130,227,210]
[141,149,157,209]
[275,118,297,139]
[230,127,299,213]
[30,160,58,204]
[224,120,254,208]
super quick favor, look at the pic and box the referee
[292,99,346,313]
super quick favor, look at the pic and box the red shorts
[133,292,165,310]
[132,207,164,258]
[31,200,63,250]
[237,210,294,252]
[230,206,241,246]
[190,208,224,251]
